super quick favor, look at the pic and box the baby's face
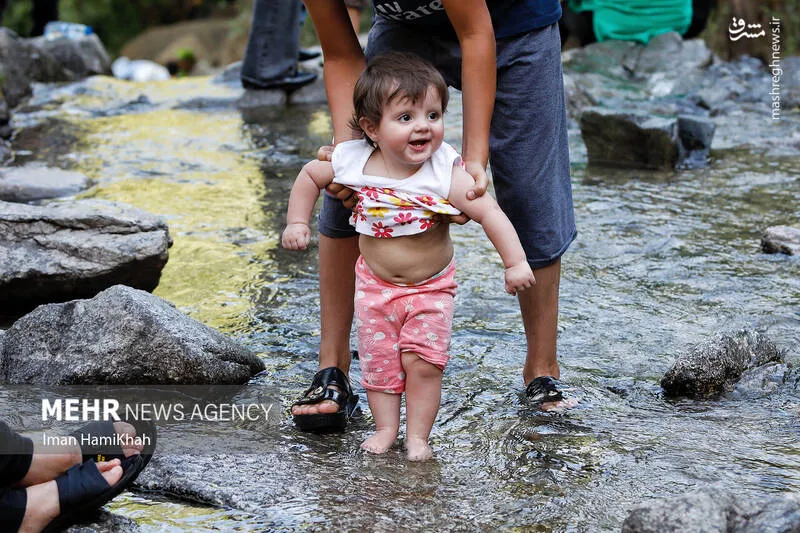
[374,86,444,175]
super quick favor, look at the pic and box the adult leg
[402,352,442,461]
[31,0,59,36]
[520,258,561,383]
[489,24,576,396]
[291,233,359,417]
[240,0,315,90]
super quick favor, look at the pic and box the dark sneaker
[242,71,317,92]
[525,376,565,404]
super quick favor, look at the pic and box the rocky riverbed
[0,31,798,531]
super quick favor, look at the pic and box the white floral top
[331,139,462,238]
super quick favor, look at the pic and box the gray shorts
[318,20,576,269]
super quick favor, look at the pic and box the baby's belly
[359,223,453,285]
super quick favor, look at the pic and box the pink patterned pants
[354,255,457,394]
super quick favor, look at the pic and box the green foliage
[177,47,196,62]
[1,1,34,37]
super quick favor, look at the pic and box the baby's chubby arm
[447,165,535,295]
[282,160,336,250]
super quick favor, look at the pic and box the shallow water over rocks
[3,49,800,531]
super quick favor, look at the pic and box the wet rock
[563,72,597,118]
[623,489,734,532]
[761,225,800,255]
[66,511,142,532]
[622,489,800,533]
[30,34,112,78]
[562,40,641,80]
[288,76,327,105]
[237,89,287,123]
[726,363,792,400]
[211,61,242,87]
[0,28,73,109]
[172,96,240,111]
[781,56,800,109]
[137,453,291,511]
[633,34,713,78]
[0,199,172,317]
[0,140,10,164]
[676,116,715,169]
[661,330,784,399]
[0,164,91,202]
[0,285,265,385]
[579,108,679,169]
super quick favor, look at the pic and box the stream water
[6,71,800,531]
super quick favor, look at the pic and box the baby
[282,52,535,461]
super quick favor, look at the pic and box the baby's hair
[350,52,449,146]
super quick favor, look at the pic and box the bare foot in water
[405,436,433,462]
[360,428,398,454]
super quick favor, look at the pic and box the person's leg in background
[241,0,316,91]
[31,0,59,36]
[344,0,368,35]
[684,0,713,39]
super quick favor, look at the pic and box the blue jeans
[241,0,301,86]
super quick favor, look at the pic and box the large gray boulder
[30,34,112,78]
[622,489,800,533]
[580,109,680,169]
[633,33,713,78]
[580,108,715,170]
[761,225,800,255]
[661,330,784,399]
[0,28,73,109]
[0,285,265,385]
[0,199,172,317]
[0,165,91,202]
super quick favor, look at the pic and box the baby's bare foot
[405,436,433,462]
[360,428,398,454]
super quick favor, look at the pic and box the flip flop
[42,454,146,533]
[71,419,157,468]
[525,376,566,404]
[292,367,360,432]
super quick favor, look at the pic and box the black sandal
[292,367,359,432]
[71,419,156,468]
[525,376,566,404]
[43,454,146,533]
